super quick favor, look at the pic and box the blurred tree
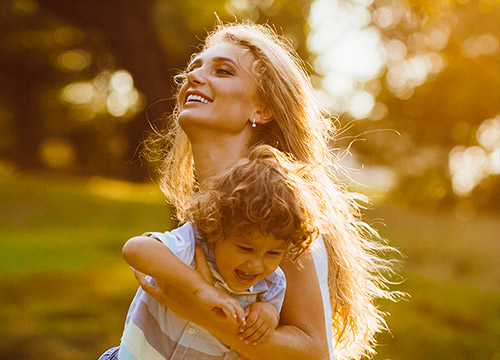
[351,0,500,210]
[0,0,314,180]
[37,0,177,181]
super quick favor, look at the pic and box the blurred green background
[0,0,499,359]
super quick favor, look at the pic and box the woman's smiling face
[177,42,262,135]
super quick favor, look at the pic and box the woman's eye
[215,68,233,75]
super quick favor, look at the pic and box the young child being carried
[99,146,318,360]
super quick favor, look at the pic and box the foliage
[1,0,497,207]
[0,0,313,180]
[349,0,500,207]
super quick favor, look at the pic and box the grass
[0,173,172,360]
[0,173,499,359]
[368,205,500,359]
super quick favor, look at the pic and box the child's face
[213,228,287,292]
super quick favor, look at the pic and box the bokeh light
[39,137,76,168]
[308,0,384,118]
[449,115,500,196]
[61,82,95,105]
[462,33,499,58]
[54,49,92,71]
[52,26,86,47]
[11,0,38,14]
[59,70,144,119]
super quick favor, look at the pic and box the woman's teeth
[186,94,211,104]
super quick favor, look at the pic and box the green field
[0,174,499,359]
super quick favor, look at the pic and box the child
[99,147,318,360]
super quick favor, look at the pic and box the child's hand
[239,302,279,345]
[195,284,245,325]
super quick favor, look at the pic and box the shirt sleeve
[258,267,287,313]
[142,225,195,266]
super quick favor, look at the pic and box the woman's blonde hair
[150,21,400,360]
[187,145,318,260]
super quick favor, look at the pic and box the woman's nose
[187,67,206,86]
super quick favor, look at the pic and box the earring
[252,117,257,128]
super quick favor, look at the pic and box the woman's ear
[254,103,273,125]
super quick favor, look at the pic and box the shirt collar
[207,262,267,295]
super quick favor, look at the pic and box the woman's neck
[190,131,251,183]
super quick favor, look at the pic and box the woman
[138,21,398,360]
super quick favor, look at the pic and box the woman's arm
[134,247,330,360]
[205,251,329,359]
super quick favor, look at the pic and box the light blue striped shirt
[117,222,286,360]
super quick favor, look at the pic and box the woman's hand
[132,267,171,304]
[132,247,329,359]
[194,283,246,324]
[132,246,243,323]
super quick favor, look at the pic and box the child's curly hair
[186,145,319,260]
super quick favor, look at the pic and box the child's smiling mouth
[234,269,259,286]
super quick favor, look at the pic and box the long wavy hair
[147,21,401,360]
[186,145,318,260]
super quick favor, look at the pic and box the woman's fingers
[194,246,213,284]
[132,268,152,291]
[239,319,268,344]
[132,268,162,299]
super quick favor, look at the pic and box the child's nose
[246,257,265,273]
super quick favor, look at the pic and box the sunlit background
[307,0,499,205]
[0,0,499,359]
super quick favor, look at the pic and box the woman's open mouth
[185,93,213,104]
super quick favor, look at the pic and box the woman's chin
[178,113,208,132]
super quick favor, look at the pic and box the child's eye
[267,251,283,256]
[237,245,252,252]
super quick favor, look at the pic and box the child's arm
[122,236,245,323]
[238,301,280,345]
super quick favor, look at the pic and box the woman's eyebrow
[189,57,202,68]
[189,56,240,70]
[212,56,240,69]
